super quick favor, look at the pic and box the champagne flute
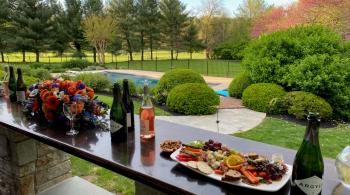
[63,102,79,136]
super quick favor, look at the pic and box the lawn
[235,117,350,159]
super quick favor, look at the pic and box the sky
[180,0,297,17]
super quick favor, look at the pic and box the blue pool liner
[215,90,229,97]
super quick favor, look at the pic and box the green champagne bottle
[8,66,16,102]
[122,79,135,131]
[291,112,324,195]
[110,83,127,142]
[16,68,27,103]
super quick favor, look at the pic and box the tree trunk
[176,49,179,60]
[1,51,4,63]
[22,50,26,62]
[150,36,153,60]
[170,49,173,60]
[93,47,97,63]
[190,52,193,60]
[140,31,144,61]
[126,39,133,61]
[35,50,40,62]
[74,41,82,59]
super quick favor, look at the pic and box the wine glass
[335,146,350,188]
[63,102,79,136]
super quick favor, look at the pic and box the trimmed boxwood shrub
[242,83,286,113]
[228,72,252,98]
[154,69,205,104]
[63,59,90,70]
[166,83,219,115]
[75,73,112,92]
[116,79,137,96]
[282,91,333,120]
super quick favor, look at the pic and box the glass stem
[71,119,74,130]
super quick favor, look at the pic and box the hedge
[228,72,252,98]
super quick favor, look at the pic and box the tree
[83,0,103,63]
[83,15,116,64]
[110,0,137,61]
[49,0,70,56]
[64,0,85,58]
[182,20,204,59]
[159,0,188,60]
[0,0,11,62]
[144,0,160,60]
[236,0,268,19]
[135,0,147,61]
[198,0,223,58]
[12,0,54,62]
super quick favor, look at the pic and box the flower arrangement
[24,79,108,129]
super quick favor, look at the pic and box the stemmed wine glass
[63,102,79,136]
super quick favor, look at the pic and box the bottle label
[140,120,149,134]
[127,113,132,127]
[16,91,26,102]
[110,120,123,133]
[295,176,323,195]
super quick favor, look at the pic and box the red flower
[45,95,60,110]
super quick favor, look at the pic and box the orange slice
[225,154,245,170]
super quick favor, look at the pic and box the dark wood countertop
[0,97,340,195]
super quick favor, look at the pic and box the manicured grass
[234,117,350,159]
[2,50,206,63]
[96,94,171,116]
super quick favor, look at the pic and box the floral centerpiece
[24,79,109,129]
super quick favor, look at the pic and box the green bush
[166,83,219,115]
[242,25,350,119]
[24,76,40,86]
[31,68,52,80]
[75,73,112,92]
[213,40,248,60]
[242,83,286,113]
[71,67,81,71]
[228,72,252,98]
[154,69,205,104]
[50,68,66,73]
[63,59,90,70]
[116,79,137,96]
[281,91,333,120]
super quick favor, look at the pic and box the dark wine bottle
[16,68,27,103]
[110,83,127,142]
[122,79,135,131]
[291,112,324,195]
[8,66,16,102]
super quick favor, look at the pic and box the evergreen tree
[0,0,11,62]
[12,0,55,62]
[64,0,85,58]
[49,0,70,56]
[83,0,103,63]
[110,0,137,61]
[182,20,204,59]
[159,0,188,60]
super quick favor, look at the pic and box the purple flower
[52,83,60,88]
[29,85,35,92]
[72,94,83,102]
[77,83,86,90]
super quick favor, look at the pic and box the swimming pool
[104,72,159,87]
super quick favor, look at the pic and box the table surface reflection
[0,97,340,195]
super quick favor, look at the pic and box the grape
[209,139,214,144]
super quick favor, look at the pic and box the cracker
[197,161,213,175]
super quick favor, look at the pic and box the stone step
[37,176,114,195]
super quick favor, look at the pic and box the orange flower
[68,86,77,95]
[45,95,60,110]
[76,102,84,114]
[75,89,86,96]
[40,90,51,102]
[87,91,94,100]
[62,95,70,103]
[44,111,55,121]
[86,87,94,92]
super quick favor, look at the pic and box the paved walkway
[157,108,266,134]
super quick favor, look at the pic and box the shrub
[71,67,81,71]
[31,68,52,80]
[24,76,40,86]
[116,79,137,96]
[74,73,112,92]
[282,91,333,120]
[63,59,90,69]
[213,40,248,60]
[50,68,66,73]
[166,83,219,115]
[154,69,205,104]
[228,72,252,98]
[242,83,286,113]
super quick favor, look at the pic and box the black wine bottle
[8,66,16,102]
[122,79,135,131]
[110,83,127,142]
[16,68,26,103]
[291,112,324,195]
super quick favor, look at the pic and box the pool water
[104,72,159,87]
